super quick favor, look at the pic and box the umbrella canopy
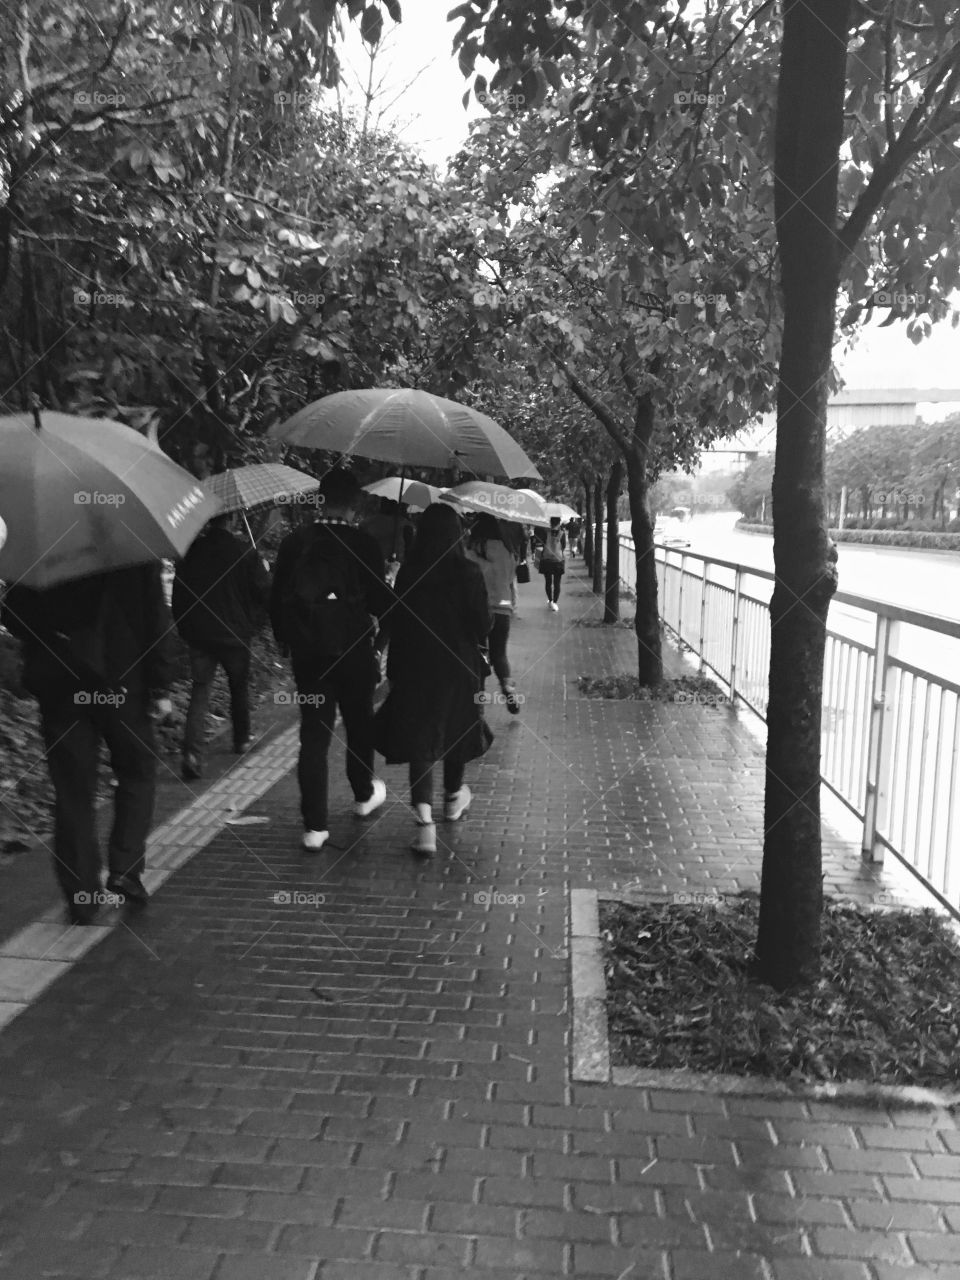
[206,463,321,514]
[362,476,440,511]
[440,481,549,527]
[269,388,541,481]
[546,502,579,523]
[0,411,221,589]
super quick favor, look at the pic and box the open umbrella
[207,462,322,549]
[546,502,579,523]
[440,481,549,527]
[362,476,440,511]
[0,411,221,589]
[269,388,542,481]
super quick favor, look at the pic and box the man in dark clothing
[172,514,270,779]
[271,468,396,851]
[1,563,177,924]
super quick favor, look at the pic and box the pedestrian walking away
[172,514,271,780]
[374,503,493,855]
[538,515,567,609]
[271,467,395,852]
[466,513,522,714]
[1,564,177,923]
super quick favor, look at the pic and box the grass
[601,892,960,1088]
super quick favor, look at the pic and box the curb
[569,887,960,1109]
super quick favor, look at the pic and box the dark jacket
[172,526,270,649]
[270,518,394,657]
[1,563,176,704]
[376,556,492,765]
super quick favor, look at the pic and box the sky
[333,5,960,402]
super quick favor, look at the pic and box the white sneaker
[410,821,437,855]
[550,601,559,612]
[302,829,329,852]
[443,785,472,822]
[354,777,386,818]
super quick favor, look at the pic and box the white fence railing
[618,536,960,917]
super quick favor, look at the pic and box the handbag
[516,559,530,584]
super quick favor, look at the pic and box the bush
[948,517,960,533]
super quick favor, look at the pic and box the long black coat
[173,526,270,649]
[376,555,492,765]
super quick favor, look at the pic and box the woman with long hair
[375,503,493,854]
[465,513,521,714]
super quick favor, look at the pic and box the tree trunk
[624,445,662,686]
[592,476,604,594]
[604,457,623,623]
[755,0,849,991]
[583,479,594,567]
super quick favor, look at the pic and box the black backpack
[281,528,370,657]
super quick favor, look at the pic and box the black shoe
[181,752,203,780]
[234,737,253,755]
[106,873,149,906]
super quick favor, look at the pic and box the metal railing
[618,536,960,917]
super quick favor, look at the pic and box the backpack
[281,528,370,657]
[542,530,565,562]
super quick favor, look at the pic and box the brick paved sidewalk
[0,563,957,1280]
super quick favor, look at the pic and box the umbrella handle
[241,510,257,551]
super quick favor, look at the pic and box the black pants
[183,641,251,755]
[409,757,466,808]
[489,612,511,684]
[293,649,378,831]
[542,565,563,602]
[40,692,158,905]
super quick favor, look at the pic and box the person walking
[466,514,521,714]
[172,514,271,780]
[1,564,176,923]
[270,467,395,852]
[375,503,493,855]
[538,515,567,610]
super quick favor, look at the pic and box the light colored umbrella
[269,388,542,480]
[546,502,579,523]
[363,476,440,511]
[440,481,549,527]
[0,410,221,588]
[206,463,321,513]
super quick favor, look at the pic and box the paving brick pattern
[0,565,957,1279]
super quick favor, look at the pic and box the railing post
[677,553,685,646]
[698,561,708,673]
[729,566,741,704]
[862,613,892,864]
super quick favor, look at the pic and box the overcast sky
[334,7,959,400]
